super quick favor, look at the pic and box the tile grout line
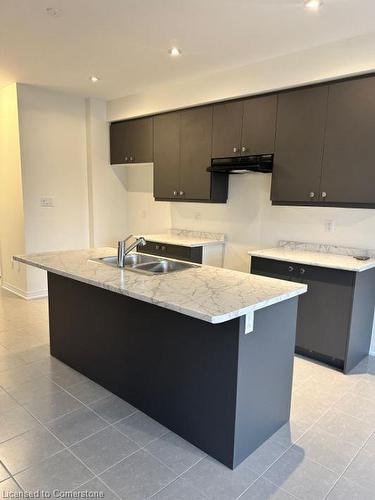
[322,427,375,499]
[1,361,207,498]
[2,346,375,498]
[234,380,361,500]
[1,388,121,498]
[147,455,208,499]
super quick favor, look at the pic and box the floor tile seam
[96,429,174,477]
[40,374,142,425]
[71,476,122,499]
[144,454,208,499]
[292,407,374,451]
[236,475,302,500]
[322,426,375,498]
[235,400,343,500]
[35,374,131,424]
[1,383,93,428]
[7,395,123,500]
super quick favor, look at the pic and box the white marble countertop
[14,248,306,327]
[137,229,225,247]
[249,247,375,272]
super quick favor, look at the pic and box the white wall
[1,86,130,298]
[0,83,27,296]
[17,84,90,296]
[85,98,128,247]
[125,164,171,235]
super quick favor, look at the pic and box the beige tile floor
[1,287,375,499]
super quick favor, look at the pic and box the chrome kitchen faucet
[117,235,146,267]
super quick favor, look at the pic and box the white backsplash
[279,240,374,258]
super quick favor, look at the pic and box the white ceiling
[1,0,374,100]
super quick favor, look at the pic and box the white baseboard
[1,282,48,300]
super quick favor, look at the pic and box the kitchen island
[14,248,306,469]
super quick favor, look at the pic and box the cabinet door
[296,266,353,361]
[180,106,213,200]
[126,117,153,163]
[241,95,277,155]
[271,86,328,203]
[212,101,243,158]
[110,118,153,164]
[110,121,130,164]
[153,112,180,199]
[320,77,375,204]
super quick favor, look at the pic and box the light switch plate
[324,220,335,232]
[40,197,54,208]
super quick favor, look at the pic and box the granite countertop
[137,229,225,247]
[14,248,306,329]
[249,246,375,272]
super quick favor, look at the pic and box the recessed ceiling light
[46,7,63,17]
[90,76,100,83]
[168,47,181,57]
[304,0,322,10]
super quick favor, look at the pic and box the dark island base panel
[47,272,298,469]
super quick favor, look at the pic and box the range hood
[207,154,273,174]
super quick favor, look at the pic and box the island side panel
[47,272,240,468]
[233,298,298,467]
[345,267,375,373]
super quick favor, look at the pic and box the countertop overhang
[14,248,306,328]
[248,247,375,272]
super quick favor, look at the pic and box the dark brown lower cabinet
[138,240,203,263]
[251,257,375,372]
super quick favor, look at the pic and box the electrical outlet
[324,220,335,233]
[40,197,54,208]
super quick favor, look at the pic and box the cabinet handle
[173,191,178,196]
[288,266,294,272]
[241,146,247,153]
[321,191,327,199]
[233,147,238,153]
[309,192,315,198]
[179,191,185,196]
[300,268,306,275]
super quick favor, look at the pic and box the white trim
[370,348,375,357]
[245,312,254,334]
[1,282,48,300]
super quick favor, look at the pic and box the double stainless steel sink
[91,253,198,275]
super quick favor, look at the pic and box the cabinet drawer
[251,257,301,282]
[138,241,203,264]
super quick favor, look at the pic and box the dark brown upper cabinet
[154,106,227,202]
[153,112,180,200]
[320,76,375,205]
[110,73,375,208]
[212,95,277,158]
[212,101,243,158]
[180,106,213,200]
[241,95,277,156]
[110,117,153,164]
[271,86,328,204]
